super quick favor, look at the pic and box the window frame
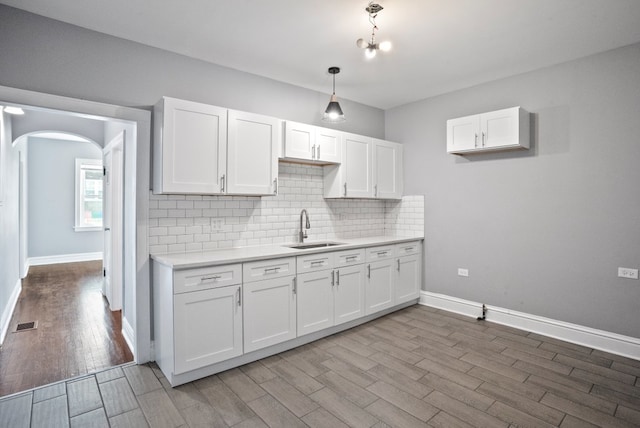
[74,158,103,232]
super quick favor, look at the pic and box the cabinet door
[297,271,334,336]
[174,285,242,374]
[343,133,373,198]
[334,264,365,325]
[373,139,403,199]
[284,121,314,161]
[243,276,297,353]
[480,107,520,150]
[156,97,227,194]
[316,127,342,163]
[365,260,395,315]
[395,255,421,304]
[446,114,480,154]
[227,110,280,195]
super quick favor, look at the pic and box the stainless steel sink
[285,242,345,250]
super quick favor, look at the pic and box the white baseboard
[122,316,135,362]
[420,291,640,361]
[0,279,22,345]
[28,252,103,267]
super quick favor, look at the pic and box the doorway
[0,86,151,396]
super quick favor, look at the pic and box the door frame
[0,85,152,363]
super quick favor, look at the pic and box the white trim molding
[0,279,22,345]
[420,291,640,361]
[122,316,136,362]
[28,252,103,267]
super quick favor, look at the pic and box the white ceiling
[3,0,640,109]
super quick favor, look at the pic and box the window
[75,158,103,231]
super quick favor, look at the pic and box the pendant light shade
[322,67,346,123]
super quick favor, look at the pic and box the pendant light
[322,67,346,123]
[356,2,392,59]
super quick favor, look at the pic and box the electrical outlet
[211,219,224,232]
[458,268,469,277]
[618,267,639,280]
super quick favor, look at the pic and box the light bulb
[365,47,377,59]
[379,41,392,52]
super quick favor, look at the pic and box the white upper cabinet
[227,110,280,195]
[282,121,341,163]
[373,139,403,200]
[154,97,227,194]
[447,106,530,154]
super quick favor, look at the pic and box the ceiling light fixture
[322,67,346,123]
[356,2,391,59]
[4,106,25,115]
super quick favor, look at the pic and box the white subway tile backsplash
[149,163,424,253]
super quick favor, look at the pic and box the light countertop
[151,235,424,269]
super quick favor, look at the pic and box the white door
[284,121,315,161]
[481,107,519,149]
[334,264,365,325]
[366,260,395,315]
[395,255,421,304]
[297,270,334,336]
[18,151,28,278]
[343,133,373,198]
[373,139,403,200]
[243,275,297,353]
[174,285,243,374]
[316,127,341,163]
[227,110,280,195]
[446,114,480,153]
[103,132,124,311]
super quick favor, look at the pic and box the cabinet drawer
[334,249,365,267]
[174,264,242,294]
[366,245,396,261]
[396,241,421,257]
[297,253,334,273]
[243,257,296,282]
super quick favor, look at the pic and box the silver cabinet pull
[377,251,388,256]
[345,255,357,261]
[367,264,371,279]
[273,177,278,195]
[221,174,225,192]
[331,270,335,286]
[201,275,221,282]
[397,259,400,271]
[264,267,281,274]
[474,134,478,148]
[312,145,316,160]
[374,184,378,198]
[237,287,241,306]
[310,260,324,266]
[293,277,297,294]
[344,183,347,197]
[336,270,340,285]
[482,132,486,147]
[317,145,321,160]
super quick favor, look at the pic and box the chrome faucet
[299,209,311,243]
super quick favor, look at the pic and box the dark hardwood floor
[0,261,133,397]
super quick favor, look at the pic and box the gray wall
[0,5,384,139]
[27,137,103,258]
[386,43,640,338]
[12,110,106,147]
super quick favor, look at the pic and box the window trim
[74,158,103,232]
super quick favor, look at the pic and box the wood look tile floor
[2,305,639,427]
[0,261,133,397]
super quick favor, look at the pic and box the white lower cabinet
[334,264,366,325]
[366,259,395,315]
[297,270,334,336]
[395,255,421,304]
[243,275,297,353]
[174,285,242,374]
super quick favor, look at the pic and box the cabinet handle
[221,174,226,192]
[331,270,335,286]
[405,247,413,252]
[344,183,347,197]
[317,145,321,160]
[482,132,486,147]
[346,255,357,261]
[336,270,340,285]
[377,251,388,256]
[397,259,400,271]
[273,177,278,195]
[200,275,221,282]
[293,277,297,294]
[264,267,280,274]
[312,145,316,160]
[374,184,378,198]
[237,287,241,306]
[310,260,324,266]
[474,133,478,148]
[367,264,371,279]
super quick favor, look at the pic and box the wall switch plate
[458,268,469,277]
[211,219,224,231]
[618,267,639,280]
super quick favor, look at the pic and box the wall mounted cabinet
[324,134,403,200]
[446,106,530,154]
[282,121,341,163]
[154,97,280,195]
